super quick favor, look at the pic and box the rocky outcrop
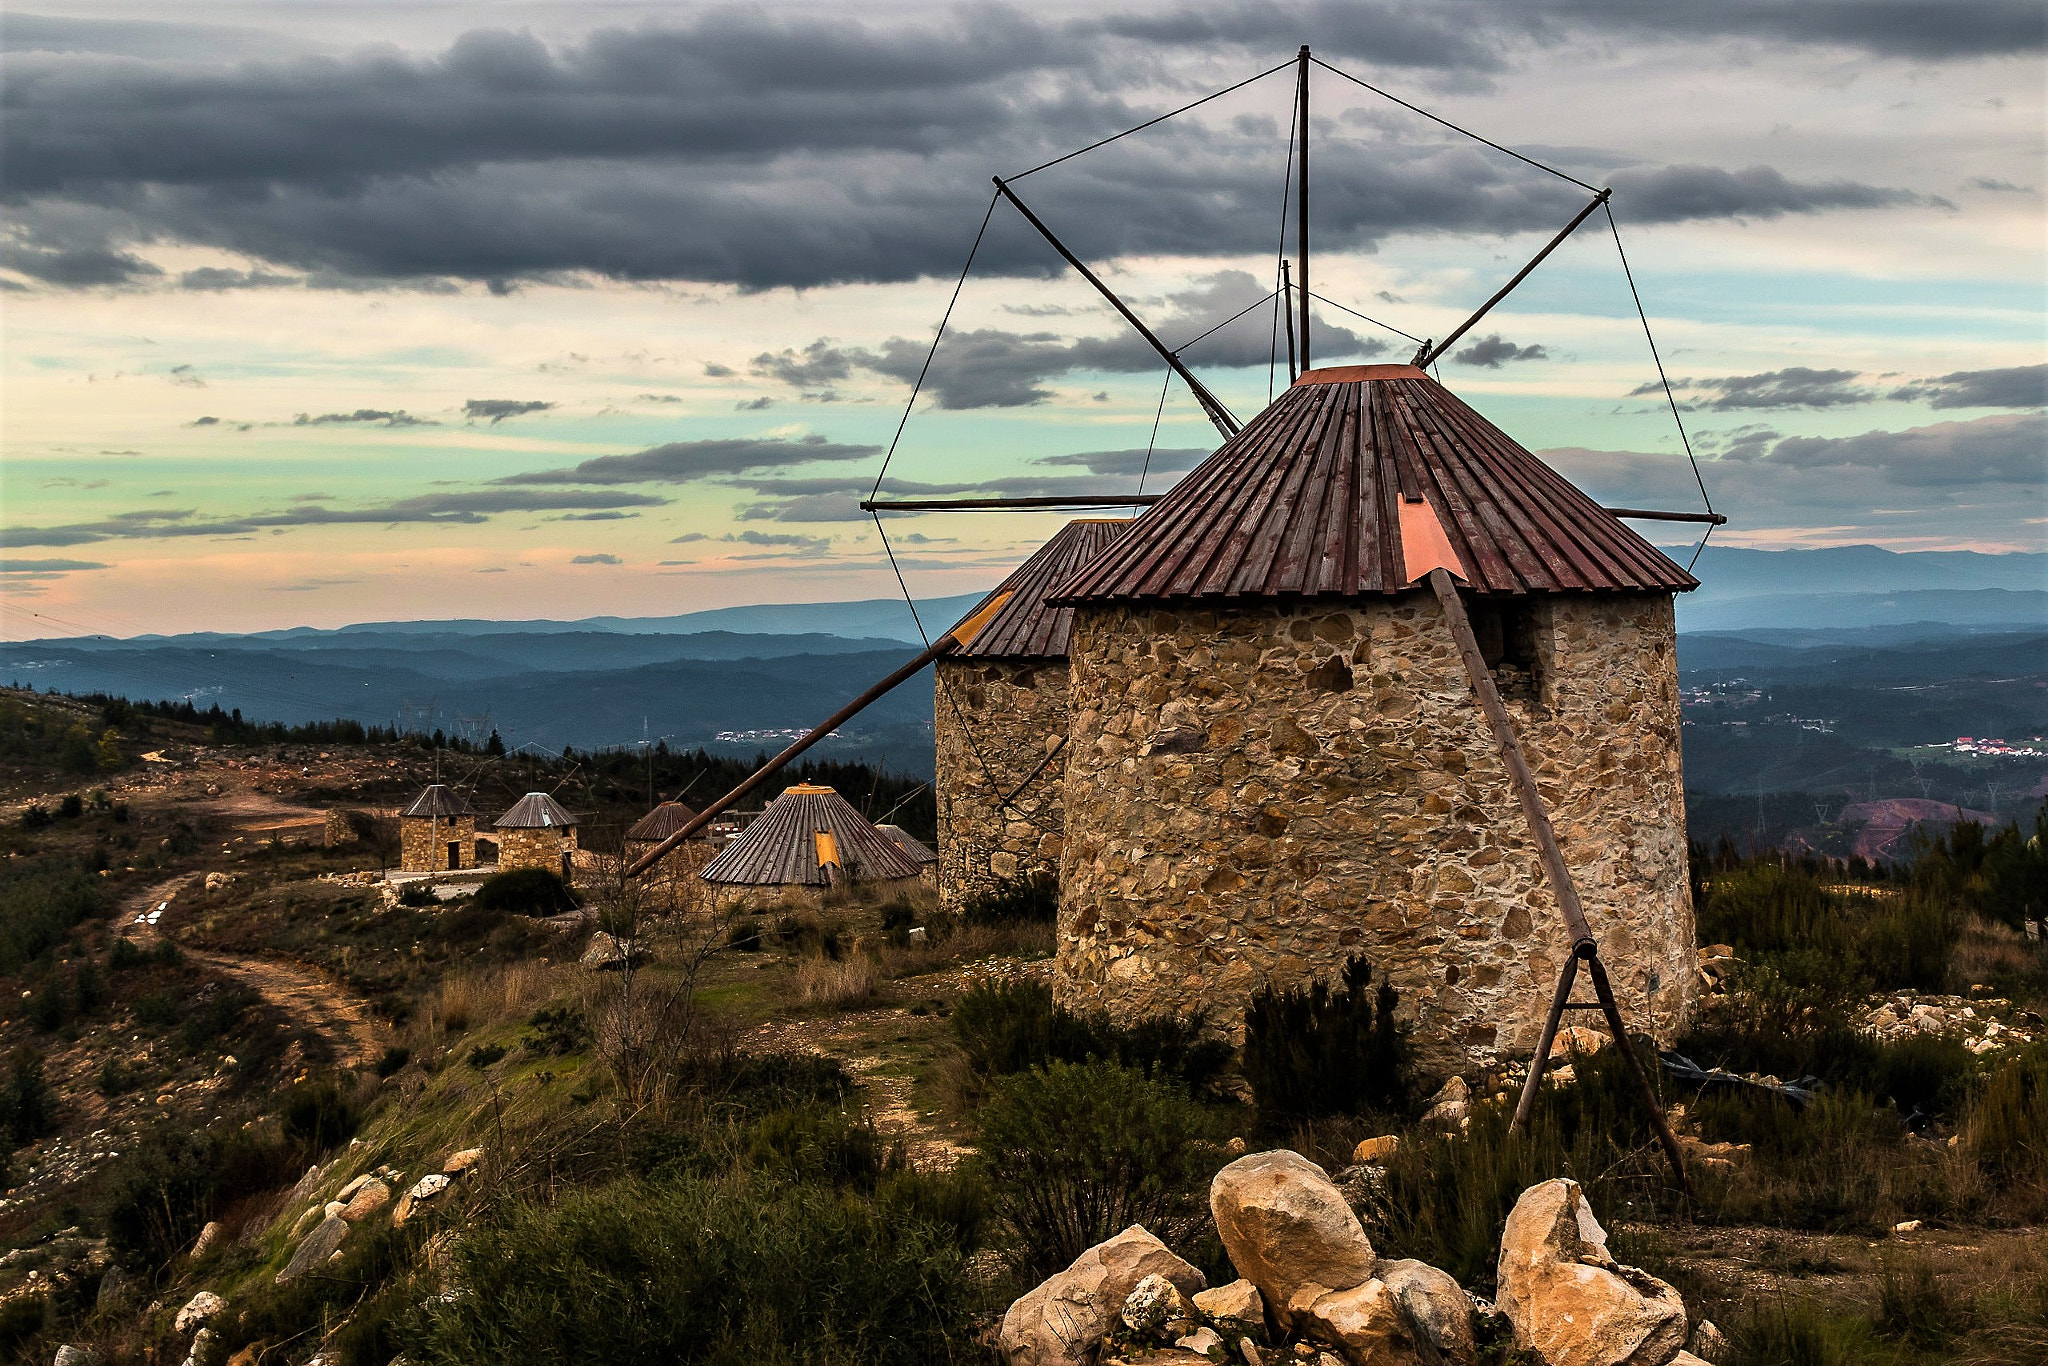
[1210,1150,1376,1325]
[1497,1180,1688,1366]
[174,1291,224,1335]
[340,1179,391,1222]
[392,1173,452,1228]
[277,1215,349,1285]
[999,1225,1206,1366]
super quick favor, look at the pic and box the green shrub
[282,1076,359,1150]
[974,1059,1221,1277]
[101,1119,308,1272]
[0,857,105,971]
[960,873,1057,926]
[1243,954,1410,1131]
[397,879,438,908]
[1970,1045,2048,1184]
[950,978,1231,1098]
[471,867,579,917]
[1,1049,56,1146]
[375,1045,412,1078]
[410,1171,977,1364]
[97,1056,139,1096]
[468,1043,509,1070]
[525,1004,590,1057]
[745,1107,895,1188]
[132,989,180,1028]
[180,983,257,1049]
[1877,1255,1963,1350]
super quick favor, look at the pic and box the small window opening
[1469,599,1540,705]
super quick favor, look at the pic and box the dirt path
[745,1007,970,1170]
[110,871,386,1069]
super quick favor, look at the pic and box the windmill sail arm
[992,177,1241,439]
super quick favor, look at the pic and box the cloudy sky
[3,1,2042,637]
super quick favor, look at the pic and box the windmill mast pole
[1296,44,1311,371]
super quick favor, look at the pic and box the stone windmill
[934,518,1129,910]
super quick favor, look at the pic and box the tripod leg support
[1586,952,1693,1195]
[1511,952,1580,1133]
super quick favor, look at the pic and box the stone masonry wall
[1055,592,1694,1076]
[497,825,576,874]
[399,815,475,872]
[935,657,1072,912]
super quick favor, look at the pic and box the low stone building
[934,519,1128,911]
[492,792,579,877]
[1047,364,1699,1073]
[398,784,474,873]
[698,783,921,905]
[625,800,716,883]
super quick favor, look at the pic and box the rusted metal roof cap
[1053,366,1696,603]
[699,783,922,886]
[494,791,579,829]
[950,518,1131,658]
[401,783,472,819]
[625,800,703,843]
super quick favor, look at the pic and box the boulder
[1210,1151,1375,1325]
[999,1225,1206,1366]
[174,1290,224,1335]
[180,1329,214,1366]
[1122,1273,1196,1340]
[1496,1180,1687,1366]
[1377,1258,1478,1363]
[54,1347,93,1366]
[340,1179,391,1222]
[189,1221,223,1259]
[580,932,642,970]
[392,1173,452,1228]
[442,1147,485,1177]
[1191,1278,1265,1331]
[1667,1356,1712,1366]
[277,1215,349,1285]
[1423,1077,1471,1130]
[1176,1326,1225,1356]
[95,1264,131,1311]
[1688,1320,1727,1361]
[1352,1135,1401,1164]
[324,1200,348,1219]
[335,1174,372,1202]
[1293,1278,1426,1365]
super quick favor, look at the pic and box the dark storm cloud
[1,9,1947,291]
[180,266,298,290]
[1450,334,1547,368]
[752,272,1380,407]
[498,436,880,486]
[0,489,668,547]
[1889,364,2048,410]
[1650,367,1876,410]
[1609,164,1941,219]
[570,553,622,565]
[1755,413,2044,486]
[1536,1,2045,62]
[464,398,554,423]
[293,409,436,427]
[731,471,1183,522]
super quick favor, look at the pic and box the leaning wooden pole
[1425,568,1690,1191]
[623,592,1012,878]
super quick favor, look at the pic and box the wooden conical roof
[698,784,921,886]
[401,783,472,819]
[494,791,578,830]
[951,518,1130,659]
[1053,365,1696,604]
[625,800,703,842]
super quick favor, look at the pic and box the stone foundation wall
[497,825,576,874]
[324,810,359,847]
[400,815,475,872]
[935,657,1072,911]
[1055,592,1694,1076]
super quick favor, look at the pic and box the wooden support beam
[1425,567,1690,1191]
[860,494,1163,512]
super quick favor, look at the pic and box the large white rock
[1191,1277,1265,1331]
[1496,1180,1687,1366]
[1122,1272,1196,1340]
[1292,1277,1427,1364]
[173,1290,224,1335]
[392,1173,453,1228]
[1377,1258,1478,1363]
[999,1225,1206,1366]
[1210,1150,1375,1326]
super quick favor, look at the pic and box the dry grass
[425,961,565,1038]
[879,920,1054,979]
[1950,916,2048,1004]
[793,954,879,1011]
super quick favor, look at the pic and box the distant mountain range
[3,547,2039,779]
